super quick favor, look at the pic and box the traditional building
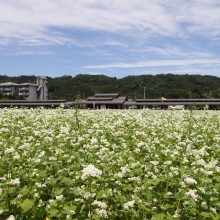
[80,93,127,109]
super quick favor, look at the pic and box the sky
[1,0,220,78]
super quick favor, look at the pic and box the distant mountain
[1,73,220,100]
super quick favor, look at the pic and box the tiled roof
[95,93,119,98]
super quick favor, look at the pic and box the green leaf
[8,187,17,194]
[63,204,76,214]
[72,187,80,196]
[47,177,57,185]
[64,204,76,211]
[61,177,73,186]
[151,178,161,186]
[20,199,34,212]
[152,213,165,220]
[201,212,212,217]
[19,185,29,196]
[48,208,59,217]
[97,189,107,198]
[53,187,64,195]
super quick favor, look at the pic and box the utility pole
[144,87,146,99]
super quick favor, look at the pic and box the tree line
[1,73,220,100]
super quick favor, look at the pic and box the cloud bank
[1,0,220,44]
[1,0,220,76]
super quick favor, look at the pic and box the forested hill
[1,74,220,100]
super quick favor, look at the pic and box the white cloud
[83,59,220,69]
[101,40,127,47]
[1,0,220,80]
[129,46,215,59]
[175,1,220,36]
[13,51,54,56]
[1,0,220,45]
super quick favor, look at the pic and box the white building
[0,82,18,97]
[0,77,48,100]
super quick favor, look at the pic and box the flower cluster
[9,178,20,186]
[183,176,197,185]
[81,164,102,180]
[92,200,108,218]
[123,200,135,210]
[0,108,219,219]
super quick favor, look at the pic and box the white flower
[185,189,198,201]
[70,210,76,215]
[16,194,23,199]
[49,157,57,161]
[49,199,55,204]
[164,160,172,166]
[38,151,45,158]
[56,194,63,201]
[34,193,39,198]
[199,187,206,194]
[123,200,135,210]
[210,207,217,213]
[137,142,145,147]
[81,164,102,180]
[201,201,208,209]
[128,177,141,183]
[173,209,180,218]
[9,178,20,186]
[184,176,197,185]
[96,209,108,218]
[166,192,173,196]
[117,172,123,178]
[4,147,15,154]
[35,182,46,188]
[13,153,20,160]
[150,161,159,166]
[83,192,96,200]
[196,159,206,166]
[92,200,107,209]
[56,194,64,201]
[134,186,144,192]
[6,215,15,220]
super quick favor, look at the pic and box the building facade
[80,93,127,109]
[0,77,48,100]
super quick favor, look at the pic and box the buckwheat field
[0,108,220,219]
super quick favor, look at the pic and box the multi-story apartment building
[0,77,48,100]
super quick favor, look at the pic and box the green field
[0,109,220,219]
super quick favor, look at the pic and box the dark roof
[81,96,126,105]
[87,97,113,101]
[135,98,220,102]
[95,93,119,98]
[124,100,220,106]
[0,99,66,103]
[0,103,65,107]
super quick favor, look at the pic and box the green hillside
[1,73,220,100]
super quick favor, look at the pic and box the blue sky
[1,0,220,78]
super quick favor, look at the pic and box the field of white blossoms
[0,108,220,219]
